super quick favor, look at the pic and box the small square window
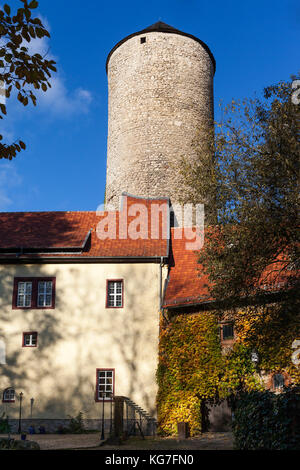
[23,332,38,347]
[96,369,115,400]
[106,280,123,308]
[140,37,146,44]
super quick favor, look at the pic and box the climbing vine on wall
[157,303,299,436]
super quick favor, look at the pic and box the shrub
[232,386,300,450]
[67,412,85,434]
[0,412,10,434]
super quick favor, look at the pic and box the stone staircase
[122,396,157,436]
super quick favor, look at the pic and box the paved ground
[0,432,234,450]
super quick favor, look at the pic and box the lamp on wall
[251,350,260,368]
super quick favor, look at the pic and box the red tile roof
[0,211,93,250]
[162,227,297,308]
[163,227,212,308]
[1,197,294,306]
[0,195,169,259]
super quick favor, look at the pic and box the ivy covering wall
[157,303,300,436]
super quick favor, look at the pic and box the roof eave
[106,24,216,74]
[0,255,169,264]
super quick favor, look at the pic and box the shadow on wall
[63,262,159,417]
[0,259,159,418]
[111,264,159,416]
[0,213,81,418]
[208,401,232,432]
[0,263,64,417]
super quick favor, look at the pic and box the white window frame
[107,280,123,308]
[3,388,15,402]
[17,281,32,307]
[97,369,114,400]
[37,281,53,307]
[23,332,38,347]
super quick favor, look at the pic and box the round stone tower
[105,21,215,208]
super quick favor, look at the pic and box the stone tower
[105,21,215,208]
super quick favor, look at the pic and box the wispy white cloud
[0,163,22,210]
[37,76,93,115]
[10,15,93,117]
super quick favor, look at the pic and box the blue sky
[0,0,299,212]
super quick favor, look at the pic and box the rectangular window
[2,388,15,403]
[38,281,53,307]
[222,323,234,340]
[13,278,56,309]
[17,281,32,307]
[23,332,38,348]
[273,374,285,390]
[96,369,114,401]
[106,280,123,308]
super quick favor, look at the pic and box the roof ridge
[0,210,98,215]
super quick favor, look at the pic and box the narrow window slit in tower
[140,37,146,44]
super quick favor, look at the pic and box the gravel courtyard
[0,432,234,450]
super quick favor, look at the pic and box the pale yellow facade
[0,261,165,420]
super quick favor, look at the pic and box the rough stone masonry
[105,24,215,209]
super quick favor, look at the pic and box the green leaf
[3,4,11,15]
[28,1,39,9]
[29,26,36,38]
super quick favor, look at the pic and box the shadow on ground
[0,432,234,450]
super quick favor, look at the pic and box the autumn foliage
[157,304,299,436]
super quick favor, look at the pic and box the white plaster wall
[0,262,163,419]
